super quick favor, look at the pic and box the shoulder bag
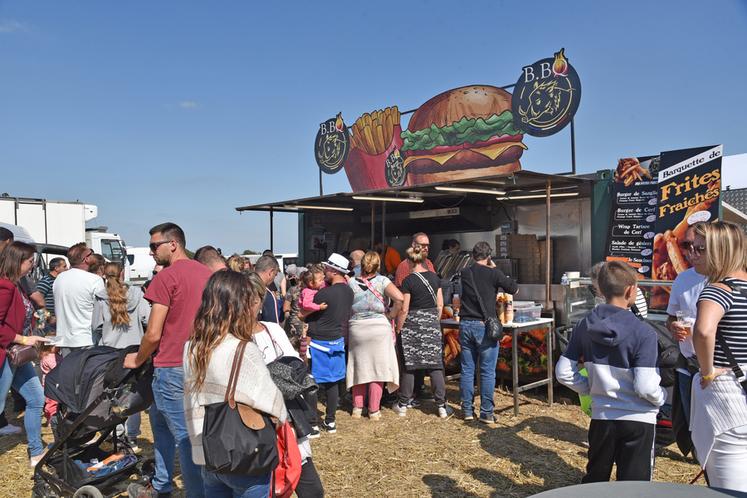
[713,280,747,392]
[7,287,38,367]
[361,276,396,338]
[8,343,38,368]
[202,340,279,475]
[413,272,438,308]
[465,267,503,341]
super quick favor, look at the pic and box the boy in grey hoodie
[556,261,665,482]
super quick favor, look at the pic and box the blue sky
[1,1,746,254]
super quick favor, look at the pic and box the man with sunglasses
[666,222,708,428]
[125,222,211,498]
[394,232,435,288]
[53,242,106,356]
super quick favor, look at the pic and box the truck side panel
[0,200,15,224]
[46,202,87,247]
[16,202,47,243]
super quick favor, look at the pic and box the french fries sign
[605,145,723,310]
[649,145,722,309]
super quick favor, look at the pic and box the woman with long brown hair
[184,270,286,497]
[93,262,150,448]
[248,272,325,497]
[0,241,48,466]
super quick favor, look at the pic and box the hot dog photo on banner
[650,145,722,309]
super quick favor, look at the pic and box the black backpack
[630,303,678,387]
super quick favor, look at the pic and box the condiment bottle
[496,294,506,324]
[504,293,514,324]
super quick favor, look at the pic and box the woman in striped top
[692,221,747,492]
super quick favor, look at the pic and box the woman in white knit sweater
[248,273,326,497]
[183,270,287,498]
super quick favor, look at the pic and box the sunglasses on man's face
[149,240,172,252]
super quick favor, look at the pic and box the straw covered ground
[0,383,703,497]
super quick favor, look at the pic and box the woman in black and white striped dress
[692,221,747,492]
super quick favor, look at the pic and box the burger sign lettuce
[397,85,527,186]
[315,49,581,192]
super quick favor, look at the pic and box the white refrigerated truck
[0,195,129,270]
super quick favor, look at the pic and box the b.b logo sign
[314,113,350,174]
[512,49,581,137]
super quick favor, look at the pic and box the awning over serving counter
[236,170,595,311]
[235,170,594,214]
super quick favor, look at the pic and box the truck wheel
[73,485,104,498]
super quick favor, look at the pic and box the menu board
[606,156,659,274]
[649,145,722,308]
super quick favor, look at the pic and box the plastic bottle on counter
[504,293,514,324]
[496,294,506,324]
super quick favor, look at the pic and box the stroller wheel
[31,480,59,498]
[73,485,104,498]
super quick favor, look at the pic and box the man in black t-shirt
[455,241,518,425]
[305,253,354,434]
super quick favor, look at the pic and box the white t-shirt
[53,268,106,348]
[255,321,299,362]
[666,268,708,359]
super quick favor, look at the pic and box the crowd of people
[3,218,747,495]
[0,223,519,497]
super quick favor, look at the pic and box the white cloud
[178,100,200,110]
[0,19,28,34]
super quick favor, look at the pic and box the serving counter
[441,317,555,416]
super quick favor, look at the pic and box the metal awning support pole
[545,180,552,310]
[381,202,386,245]
[370,202,375,250]
[570,119,577,175]
[269,207,274,253]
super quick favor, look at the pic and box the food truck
[235,49,747,414]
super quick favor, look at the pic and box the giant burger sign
[316,49,581,192]
[399,85,526,185]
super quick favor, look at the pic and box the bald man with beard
[350,249,365,277]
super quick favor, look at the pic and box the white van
[126,247,156,286]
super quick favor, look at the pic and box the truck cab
[85,228,131,279]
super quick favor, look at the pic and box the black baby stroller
[32,346,154,498]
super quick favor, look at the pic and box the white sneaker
[438,405,454,419]
[30,451,46,468]
[0,424,22,436]
[392,403,407,417]
[351,407,363,419]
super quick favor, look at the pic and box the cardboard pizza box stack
[496,234,541,284]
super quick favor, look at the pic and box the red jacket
[0,279,26,367]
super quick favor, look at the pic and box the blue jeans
[0,358,44,456]
[678,370,693,425]
[459,320,500,418]
[201,467,271,498]
[125,411,141,439]
[150,366,204,497]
